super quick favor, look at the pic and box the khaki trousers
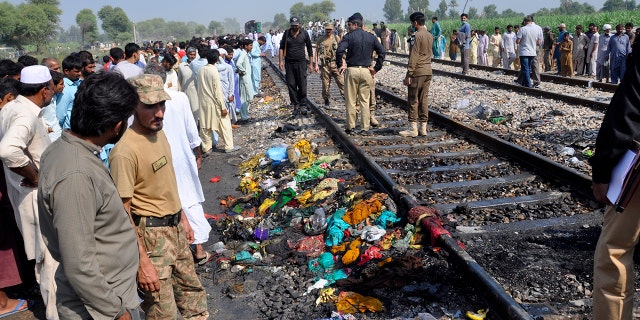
[320,61,344,100]
[593,188,640,320]
[199,115,233,152]
[344,67,372,131]
[407,75,432,123]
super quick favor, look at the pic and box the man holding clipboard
[590,37,640,319]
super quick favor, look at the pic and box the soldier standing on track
[399,12,433,138]
[314,22,344,106]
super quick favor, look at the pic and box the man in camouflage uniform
[314,22,344,106]
[110,74,209,320]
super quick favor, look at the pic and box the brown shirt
[450,34,459,54]
[407,26,433,77]
[110,128,182,217]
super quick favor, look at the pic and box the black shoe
[324,99,330,106]
[345,128,354,135]
[533,82,540,88]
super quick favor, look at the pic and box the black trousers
[285,60,308,107]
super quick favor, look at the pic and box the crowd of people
[0,29,282,319]
[436,14,638,87]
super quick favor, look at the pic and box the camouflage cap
[128,74,171,105]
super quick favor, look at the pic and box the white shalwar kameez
[162,89,211,244]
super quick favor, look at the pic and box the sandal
[195,251,212,266]
[0,299,33,319]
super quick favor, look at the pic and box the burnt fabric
[335,256,425,291]
[335,291,384,313]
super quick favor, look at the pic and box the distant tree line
[381,0,639,23]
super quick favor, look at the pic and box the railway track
[386,51,618,94]
[264,55,603,319]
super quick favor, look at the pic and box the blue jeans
[520,56,535,88]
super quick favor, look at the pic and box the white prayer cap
[217,48,228,56]
[20,65,52,84]
[603,24,612,30]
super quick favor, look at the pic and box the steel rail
[384,59,609,111]
[386,51,619,93]
[264,57,534,320]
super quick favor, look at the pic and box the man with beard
[279,16,313,115]
[0,65,57,319]
[110,74,208,320]
[77,50,96,79]
[38,72,140,320]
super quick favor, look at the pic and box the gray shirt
[517,23,541,56]
[38,131,140,320]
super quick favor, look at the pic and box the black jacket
[590,42,640,183]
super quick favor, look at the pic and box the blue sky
[7,0,608,29]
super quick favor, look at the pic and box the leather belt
[133,211,181,227]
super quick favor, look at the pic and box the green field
[388,9,640,39]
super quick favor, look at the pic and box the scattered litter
[466,308,489,320]
[559,147,575,156]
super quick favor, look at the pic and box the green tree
[194,24,206,36]
[0,2,17,41]
[28,0,60,39]
[273,13,288,30]
[408,0,430,17]
[482,4,499,18]
[289,0,335,23]
[435,0,449,19]
[208,20,223,35]
[383,0,403,22]
[76,9,98,45]
[12,3,51,51]
[570,2,596,14]
[448,0,459,18]
[223,17,241,34]
[559,0,573,13]
[500,9,523,18]
[626,0,638,9]
[98,6,133,43]
[601,0,625,11]
[57,25,81,44]
[468,7,479,19]
[290,2,306,20]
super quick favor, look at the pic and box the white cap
[217,48,228,56]
[603,24,612,30]
[20,65,52,84]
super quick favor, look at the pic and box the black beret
[348,12,363,22]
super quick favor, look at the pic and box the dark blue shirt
[336,28,385,71]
